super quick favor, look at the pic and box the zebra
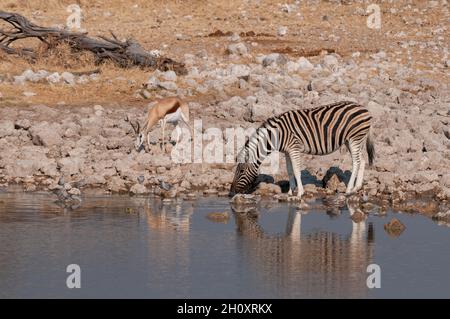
[230,101,375,198]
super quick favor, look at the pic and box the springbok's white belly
[164,108,182,123]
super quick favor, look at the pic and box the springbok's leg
[288,148,304,198]
[285,155,296,196]
[161,119,166,150]
[178,112,193,144]
[146,132,151,151]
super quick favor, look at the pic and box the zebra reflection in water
[233,200,375,298]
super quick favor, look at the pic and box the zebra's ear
[236,136,250,163]
[236,149,244,163]
[236,147,248,163]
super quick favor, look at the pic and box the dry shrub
[34,41,97,70]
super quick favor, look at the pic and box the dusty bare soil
[0,0,448,105]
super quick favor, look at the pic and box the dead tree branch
[0,11,186,74]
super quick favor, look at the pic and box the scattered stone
[227,42,248,56]
[158,81,178,91]
[322,54,339,71]
[261,53,287,67]
[23,91,37,97]
[61,72,75,85]
[14,119,31,130]
[160,181,172,191]
[130,183,148,194]
[108,177,127,193]
[161,70,177,82]
[256,182,282,195]
[432,210,450,222]
[277,26,288,37]
[274,194,289,202]
[68,187,81,196]
[145,76,160,90]
[304,184,318,194]
[14,75,26,85]
[297,57,314,71]
[384,218,406,237]
[0,121,15,138]
[324,174,345,193]
[46,72,61,84]
[29,122,63,146]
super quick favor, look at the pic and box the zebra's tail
[366,130,375,166]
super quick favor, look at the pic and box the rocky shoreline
[1,50,449,203]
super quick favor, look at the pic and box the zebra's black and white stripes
[230,101,375,197]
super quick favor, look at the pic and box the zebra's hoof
[287,195,303,202]
[295,200,309,210]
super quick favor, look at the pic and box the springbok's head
[130,120,145,151]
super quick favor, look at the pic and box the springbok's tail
[366,129,375,166]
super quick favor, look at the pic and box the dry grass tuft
[34,42,97,70]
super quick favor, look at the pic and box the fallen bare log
[0,11,186,74]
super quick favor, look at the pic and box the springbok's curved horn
[130,120,140,135]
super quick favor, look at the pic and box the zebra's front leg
[354,159,366,192]
[346,160,358,195]
[285,155,297,196]
[288,151,304,198]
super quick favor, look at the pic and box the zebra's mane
[237,120,275,163]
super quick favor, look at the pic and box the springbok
[130,97,191,151]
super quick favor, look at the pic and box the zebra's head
[230,162,259,196]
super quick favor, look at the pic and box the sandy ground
[0,0,448,106]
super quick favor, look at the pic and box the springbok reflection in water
[142,200,194,291]
[233,200,375,298]
[144,200,194,234]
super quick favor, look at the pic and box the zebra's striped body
[230,101,375,197]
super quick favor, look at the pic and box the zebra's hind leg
[285,155,297,196]
[346,138,364,195]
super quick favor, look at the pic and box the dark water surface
[0,192,449,298]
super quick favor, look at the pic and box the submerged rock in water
[206,211,230,223]
[230,194,260,205]
[52,186,82,210]
[230,194,260,213]
[351,210,366,223]
[384,218,406,237]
